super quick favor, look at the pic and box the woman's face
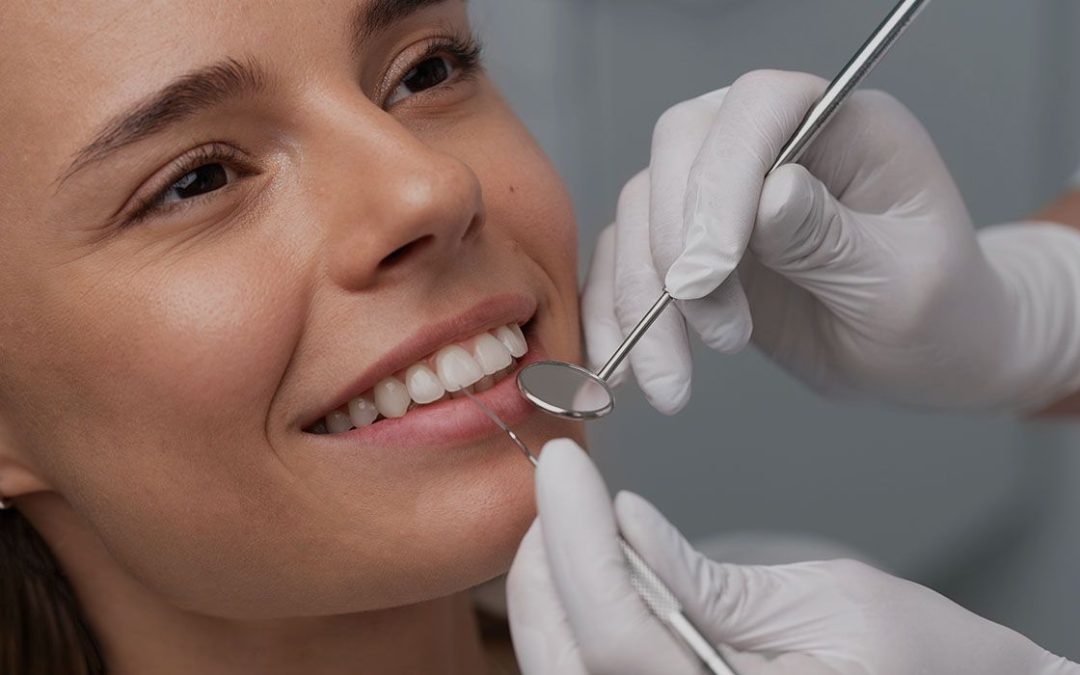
[0,0,582,617]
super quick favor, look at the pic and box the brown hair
[0,508,105,675]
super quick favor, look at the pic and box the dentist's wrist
[978,222,1080,412]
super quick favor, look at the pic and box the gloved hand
[507,438,1079,675]
[581,69,1080,413]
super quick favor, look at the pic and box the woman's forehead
[0,0,465,202]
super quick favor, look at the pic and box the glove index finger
[535,440,649,625]
[649,88,730,274]
[535,440,699,675]
[667,71,828,300]
[507,521,591,675]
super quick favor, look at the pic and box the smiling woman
[0,0,583,673]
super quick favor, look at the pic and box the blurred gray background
[470,0,1080,659]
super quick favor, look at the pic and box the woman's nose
[324,134,485,291]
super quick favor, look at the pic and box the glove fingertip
[664,257,724,301]
[643,375,691,416]
[535,439,614,529]
[536,438,589,481]
[614,491,677,540]
[681,297,754,355]
[613,491,653,523]
[757,164,815,226]
[753,165,836,269]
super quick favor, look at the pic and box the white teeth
[434,345,484,392]
[374,377,410,419]
[405,363,446,405]
[326,410,353,434]
[494,324,527,358]
[472,332,513,375]
[314,322,530,434]
[348,396,379,428]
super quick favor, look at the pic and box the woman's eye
[387,55,456,106]
[162,163,231,206]
[125,145,254,226]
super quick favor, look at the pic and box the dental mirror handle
[597,292,674,381]
[620,538,738,674]
[598,0,931,383]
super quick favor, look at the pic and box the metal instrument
[463,390,739,675]
[517,0,932,421]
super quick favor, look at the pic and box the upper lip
[301,294,537,429]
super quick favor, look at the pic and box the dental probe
[462,390,739,675]
[516,0,933,422]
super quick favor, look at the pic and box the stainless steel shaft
[771,0,931,171]
[597,0,932,387]
[620,538,738,675]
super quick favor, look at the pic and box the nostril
[378,235,434,270]
[463,214,483,241]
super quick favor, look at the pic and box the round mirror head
[516,361,614,421]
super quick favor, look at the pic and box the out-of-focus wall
[471,0,1080,658]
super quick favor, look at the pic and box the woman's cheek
[477,138,578,278]
[60,242,307,445]
[142,266,299,407]
[47,256,313,609]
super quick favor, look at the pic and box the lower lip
[309,333,548,452]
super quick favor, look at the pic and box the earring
[0,494,12,510]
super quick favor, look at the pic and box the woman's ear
[0,418,52,500]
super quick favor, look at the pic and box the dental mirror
[517,291,672,420]
[517,0,931,421]
[517,361,615,420]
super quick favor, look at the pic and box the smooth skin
[0,1,584,673]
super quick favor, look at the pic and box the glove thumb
[614,491,841,655]
[751,163,860,282]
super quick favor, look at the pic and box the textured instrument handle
[619,537,738,675]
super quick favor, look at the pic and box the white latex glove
[581,70,1080,413]
[507,438,1079,675]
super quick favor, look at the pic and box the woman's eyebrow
[57,0,460,188]
[353,0,458,47]
[57,57,268,187]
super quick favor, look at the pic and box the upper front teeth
[494,324,527,358]
[473,333,513,373]
[314,323,529,434]
[405,364,445,405]
[435,345,485,392]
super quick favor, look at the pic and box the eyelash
[126,34,484,226]
[127,143,254,225]
[385,33,484,108]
